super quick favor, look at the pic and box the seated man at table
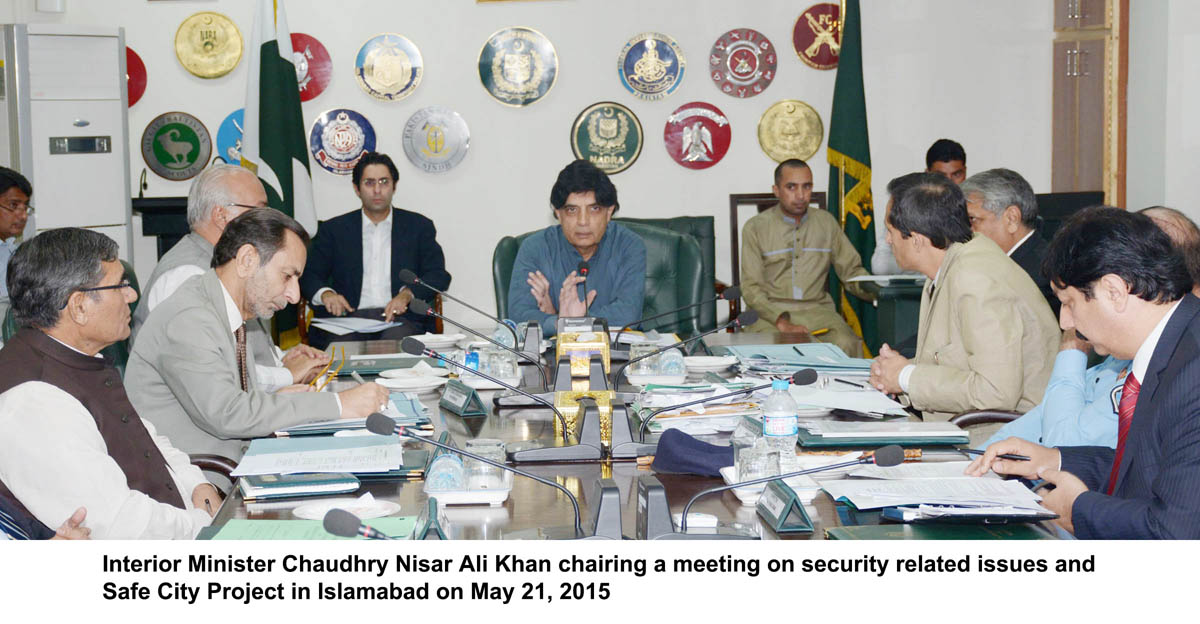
[508,159,646,336]
[961,168,1058,316]
[967,207,1200,539]
[740,158,875,356]
[132,163,328,390]
[925,138,966,184]
[127,209,389,460]
[0,228,217,539]
[868,173,1059,429]
[300,152,451,349]
[0,167,32,327]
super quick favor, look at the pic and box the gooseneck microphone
[365,413,583,537]
[400,337,569,444]
[637,369,819,441]
[576,261,590,316]
[398,269,519,347]
[613,286,742,345]
[610,310,759,388]
[679,444,907,532]
[323,508,396,540]
[409,299,549,391]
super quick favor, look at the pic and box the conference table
[210,332,1057,540]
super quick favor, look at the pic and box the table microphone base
[635,474,759,541]
[502,479,621,540]
[609,403,656,459]
[506,400,604,463]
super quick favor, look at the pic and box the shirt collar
[1131,299,1182,382]
[1006,230,1036,257]
[779,209,808,226]
[217,279,245,334]
[46,333,103,358]
[362,209,393,231]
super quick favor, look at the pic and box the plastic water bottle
[491,319,518,348]
[761,378,799,471]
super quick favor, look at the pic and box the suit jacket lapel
[916,241,963,357]
[346,210,365,305]
[1114,293,1200,493]
[200,270,240,359]
[389,208,403,295]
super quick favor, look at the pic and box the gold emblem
[757,100,824,162]
[365,42,412,91]
[174,12,242,79]
[421,123,446,157]
[586,107,630,156]
[491,37,545,98]
[632,39,671,83]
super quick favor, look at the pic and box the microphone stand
[637,382,773,442]
[610,317,744,389]
[400,270,519,347]
[612,286,741,345]
[412,300,549,391]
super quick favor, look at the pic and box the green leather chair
[615,216,722,332]
[492,222,705,336]
[2,258,141,376]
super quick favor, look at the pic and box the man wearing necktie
[968,207,1200,539]
[126,209,389,461]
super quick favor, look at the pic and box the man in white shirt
[0,228,218,539]
[131,163,328,391]
[300,152,451,350]
[0,167,32,329]
[961,168,1057,316]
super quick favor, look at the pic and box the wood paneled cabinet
[1051,38,1105,193]
[1055,0,1108,30]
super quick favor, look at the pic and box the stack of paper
[797,420,968,447]
[727,343,872,376]
[821,477,1050,515]
[788,384,908,417]
[848,460,983,480]
[238,472,360,501]
[310,317,403,336]
[232,436,405,477]
[609,330,681,345]
[275,394,430,437]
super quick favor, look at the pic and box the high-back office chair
[492,222,705,336]
[727,192,827,321]
[2,259,141,376]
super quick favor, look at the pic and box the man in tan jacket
[868,172,1058,424]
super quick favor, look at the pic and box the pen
[958,448,1031,461]
[351,371,366,384]
[834,378,868,389]
[811,327,830,336]
[792,346,805,357]
[204,498,213,515]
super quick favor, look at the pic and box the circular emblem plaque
[214,108,244,165]
[664,102,730,170]
[478,27,558,107]
[141,112,212,181]
[618,32,685,101]
[292,32,332,102]
[309,108,376,175]
[174,11,243,79]
[355,33,423,101]
[757,100,824,162]
[402,106,470,174]
[709,29,776,98]
[793,3,841,70]
[126,46,147,107]
[570,102,643,175]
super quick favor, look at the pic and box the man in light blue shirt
[0,167,32,302]
[508,160,646,336]
[983,330,1127,449]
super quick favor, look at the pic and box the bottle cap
[771,379,788,391]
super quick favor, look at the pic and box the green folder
[339,355,441,376]
[797,428,968,448]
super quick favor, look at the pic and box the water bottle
[491,319,518,348]
[761,378,799,472]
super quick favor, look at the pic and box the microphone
[409,299,549,391]
[400,337,569,444]
[398,269,519,347]
[576,261,590,316]
[365,413,584,537]
[678,444,906,532]
[322,508,396,540]
[610,309,759,388]
[613,286,742,345]
[637,369,819,441]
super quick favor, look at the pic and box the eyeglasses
[359,177,393,189]
[77,280,133,294]
[0,201,33,216]
[227,203,264,211]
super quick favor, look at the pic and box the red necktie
[1106,373,1140,495]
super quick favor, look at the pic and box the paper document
[788,385,908,416]
[232,436,405,476]
[799,420,965,438]
[848,460,990,480]
[311,317,404,335]
[821,476,1047,511]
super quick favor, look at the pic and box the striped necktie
[1106,373,1140,495]
[0,508,31,540]
[235,323,249,392]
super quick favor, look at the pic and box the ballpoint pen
[957,447,1031,461]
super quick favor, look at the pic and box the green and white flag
[241,0,316,235]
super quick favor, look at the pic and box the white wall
[11,0,1053,326]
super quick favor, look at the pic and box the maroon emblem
[793,3,841,70]
[291,32,332,102]
[126,46,147,107]
[709,28,777,98]
[663,102,731,170]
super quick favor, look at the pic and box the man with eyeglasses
[300,152,451,349]
[0,167,33,316]
[133,164,329,391]
[0,228,219,538]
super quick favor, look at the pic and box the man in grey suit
[126,209,390,460]
[131,164,328,391]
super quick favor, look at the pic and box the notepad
[232,436,405,477]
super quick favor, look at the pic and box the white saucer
[683,355,738,372]
[292,498,401,521]
[375,376,449,393]
[626,374,688,387]
[413,333,465,349]
[378,367,450,379]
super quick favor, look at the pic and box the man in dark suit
[960,168,1057,317]
[300,152,451,349]
[967,207,1200,539]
